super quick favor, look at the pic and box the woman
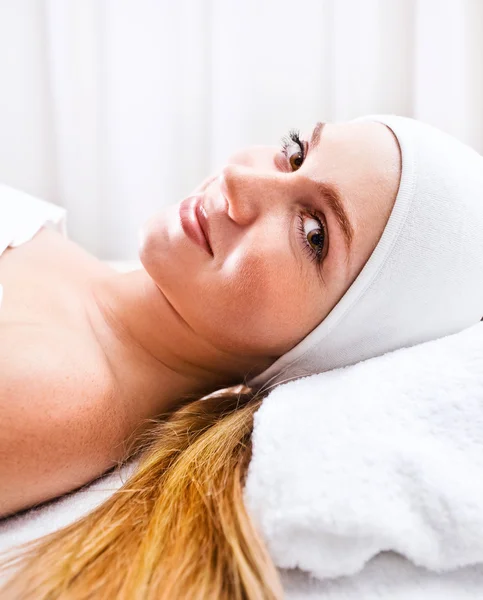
[1,114,482,598]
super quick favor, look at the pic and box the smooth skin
[0,121,401,517]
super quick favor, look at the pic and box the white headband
[248,115,483,390]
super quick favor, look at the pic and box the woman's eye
[304,216,325,253]
[280,129,306,172]
[287,146,304,171]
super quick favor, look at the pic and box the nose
[220,164,292,226]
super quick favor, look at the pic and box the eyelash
[280,129,305,164]
[280,129,327,266]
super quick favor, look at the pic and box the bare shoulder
[0,322,114,422]
[0,323,126,517]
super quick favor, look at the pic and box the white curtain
[0,0,482,259]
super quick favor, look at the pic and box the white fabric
[244,321,483,598]
[280,555,483,600]
[249,115,483,389]
[0,183,67,310]
[0,1,482,259]
[0,464,138,586]
[2,321,483,598]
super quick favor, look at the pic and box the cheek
[193,247,323,357]
[140,209,326,359]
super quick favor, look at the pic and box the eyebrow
[310,122,354,254]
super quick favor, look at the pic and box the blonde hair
[0,389,283,599]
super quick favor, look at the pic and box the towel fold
[0,183,66,257]
[0,183,67,312]
[244,321,483,582]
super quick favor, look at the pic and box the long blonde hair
[0,389,283,599]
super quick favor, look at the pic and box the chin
[138,204,199,288]
[138,213,167,274]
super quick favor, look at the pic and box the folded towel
[279,553,483,600]
[0,183,66,257]
[244,321,483,583]
[0,183,67,311]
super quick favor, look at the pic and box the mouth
[195,198,213,255]
[179,195,213,256]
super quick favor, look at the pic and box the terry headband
[248,114,483,390]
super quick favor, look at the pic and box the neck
[84,268,251,423]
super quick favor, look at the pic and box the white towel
[0,183,67,311]
[2,323,483,599]
[0,464,137,569]
[244,321,483,597]
[0,183,66,256]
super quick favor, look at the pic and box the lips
[179,195,213,256]
[195,199,212,254]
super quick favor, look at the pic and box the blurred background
[0,0,482,259]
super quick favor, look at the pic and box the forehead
[230,121,400,174]
[304,121,401,189]
[228,123,401,251]
[307,121,401,276]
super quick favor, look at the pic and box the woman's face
[140,120,401,372]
